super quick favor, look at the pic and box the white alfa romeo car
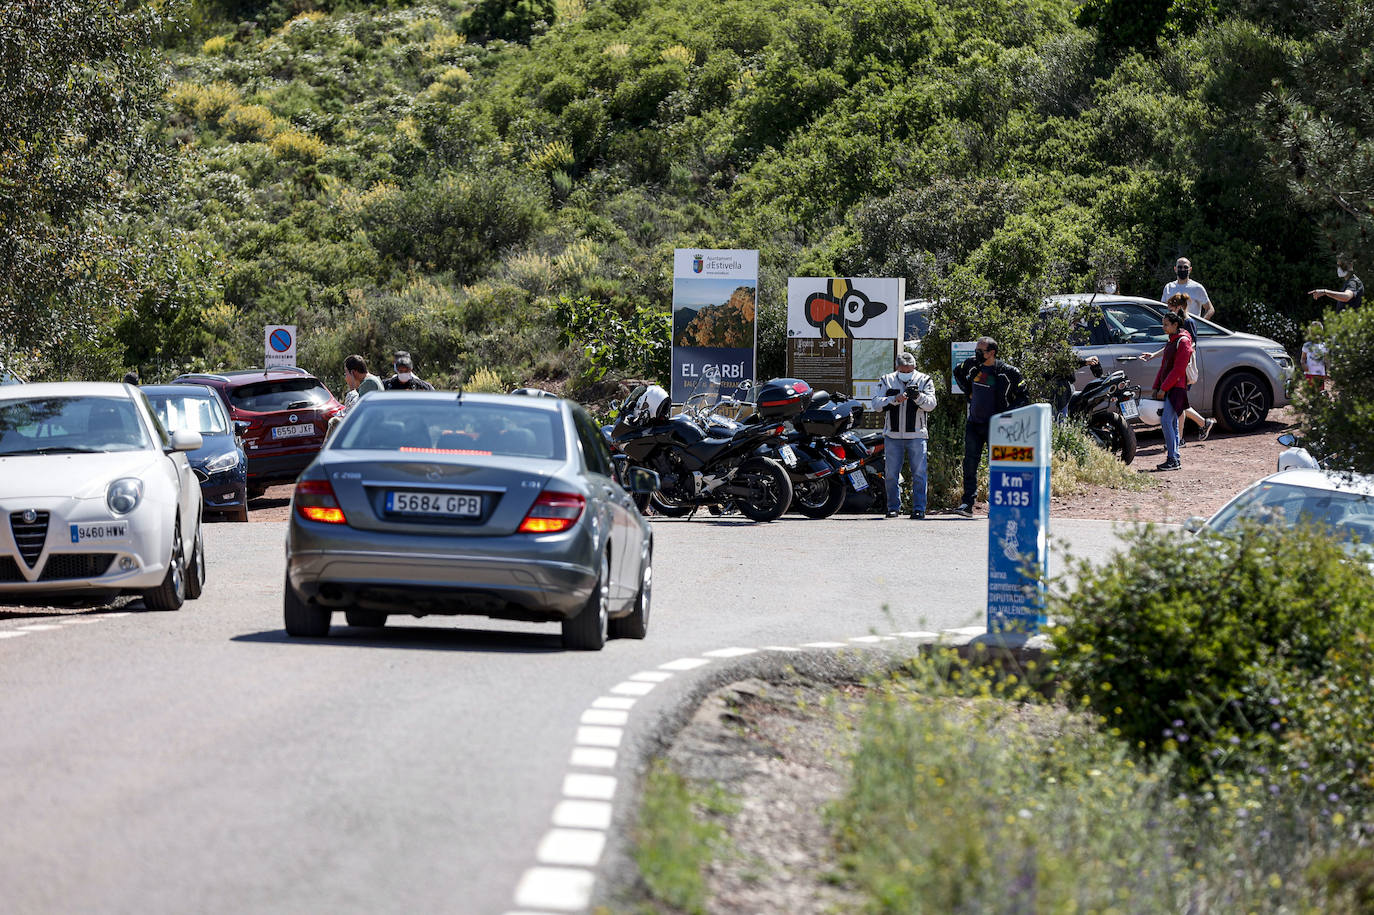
[0,382,206,609]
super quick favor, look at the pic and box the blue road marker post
[986,403,1051,638]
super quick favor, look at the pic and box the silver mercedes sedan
[283,391,658,650]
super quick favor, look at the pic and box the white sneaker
[1199,418,1216,441]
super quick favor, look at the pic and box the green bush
[1049,521,1374,790]
[553,294,670,384]
[465,0,555,42]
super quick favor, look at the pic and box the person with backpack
[952,337,1028,516]
[1142,293,1215,443]
[1149,310,1195,471]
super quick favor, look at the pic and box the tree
[0,0,172,378]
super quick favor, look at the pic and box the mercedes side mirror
[623,466,660,494]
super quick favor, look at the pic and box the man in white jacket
[871,351,938,519]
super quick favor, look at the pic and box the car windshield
[147,393,228,434]
[1209,480,1374,559]
[335,401,567,460]
[229,379,332,412]
[0,396,152,454]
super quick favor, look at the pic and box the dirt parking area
[1050,407,1299,524]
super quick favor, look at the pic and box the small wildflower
[1268,874,1282,889]
[1172,719,1184,728]
[1228,736,1240,745]
[1329,793,1340,802]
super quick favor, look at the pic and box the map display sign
[672,250,758,403]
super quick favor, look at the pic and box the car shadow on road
[232,625,564,653]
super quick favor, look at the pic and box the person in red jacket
[1150,310,1194,471]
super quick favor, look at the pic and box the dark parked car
[173,368,341,494]
[283,391,658,650]
[143,384,249,522]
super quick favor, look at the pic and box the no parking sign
[264,325,296,368]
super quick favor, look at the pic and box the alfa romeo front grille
[10,511,49,568]
[39,553,115,581]
[0,556,22,582]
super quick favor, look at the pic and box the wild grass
[632,760,733,915]
[831,650,1368,914]
[1050,419,1153,496]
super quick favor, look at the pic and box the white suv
[1051,294,1293,433]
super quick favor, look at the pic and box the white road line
[579,709,628,727]
[95,612,131,619]
[609,680,655,697]
[627,670,674,683]
[551,800,613,830]
[761,645,799,652]
[574,726,622,748]
[658,657,710,671]
[514,867,595,911]
[568,747,617,769]
[702,646,757,658]
[849,635,895,643]
[893,630,938,639]
[536,829,607,867]
[562,773,617,800]
[16,624,61,632]
[59,618,102,624]
[946,626,987,637]
[801,641,847,648]
[590,696,636,710]
[0,631,28,639]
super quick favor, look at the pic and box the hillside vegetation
[3,0,1369,397]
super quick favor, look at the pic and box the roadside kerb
[506,625,1053,915]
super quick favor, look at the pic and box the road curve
[0,515,1132,914]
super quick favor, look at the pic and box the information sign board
[986,403,1051,636]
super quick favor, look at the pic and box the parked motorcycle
[609,377,794,522]
[1062,367,1141,464]
[694,378,872,518]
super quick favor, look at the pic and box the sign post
[986,403,1051,638]
[264,325,297,368]
[671,250,758,403]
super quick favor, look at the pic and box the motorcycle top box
[794,393,864,438]
[754,378,813,419]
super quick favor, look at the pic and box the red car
[173,368,342,495]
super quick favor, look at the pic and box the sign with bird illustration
[786,278,903,340]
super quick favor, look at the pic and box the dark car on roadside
[172,368,342,495]
[143,384,250,522]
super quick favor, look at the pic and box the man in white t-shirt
[1160,257,1215,320]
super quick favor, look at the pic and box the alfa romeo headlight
[203,451,240,474]
[107,478,144,515]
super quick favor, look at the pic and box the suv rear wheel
[1215,370,1271,433]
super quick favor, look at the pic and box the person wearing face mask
[1309,257,1364,312]
[383,350,435,391]
[1161,257,1215,321]
[953,337,1028,517]
[871,351,938,519]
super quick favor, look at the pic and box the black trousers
[961,418,991,506]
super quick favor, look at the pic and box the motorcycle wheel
[792,476,847,519]
[734,457,793,522]
[1090,412,1137,465]
[648,491,694,518]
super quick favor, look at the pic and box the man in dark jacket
[383,350,435,391]
[952,336,1028,516]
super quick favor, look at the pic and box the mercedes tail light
[518,491,585,534]
[294,479,347,524]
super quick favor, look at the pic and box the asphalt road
[0,514,1130,914]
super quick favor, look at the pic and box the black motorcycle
[610,379,794,522]
[1063,367,1141,464]
[695,379,871,519]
